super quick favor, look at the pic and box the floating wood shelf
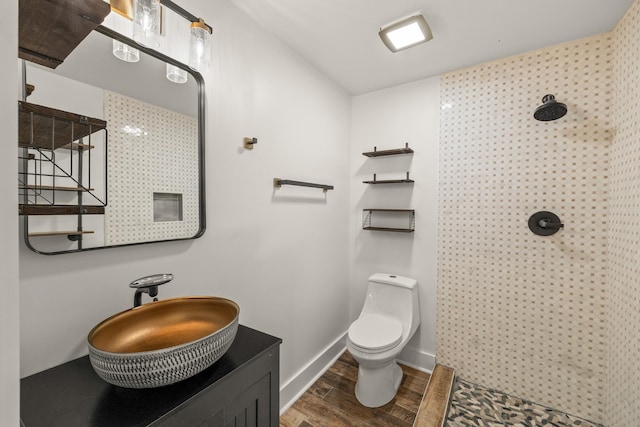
[60,142,95,151]
[19,205,105,216]
[19,101,106,150]
[363,180,414,184]
[23,185,94,192]
[363,172,414,184]
[362,209,415,233]
[362,143,414,157]
[364,208,415,212]
[363,226,415,233]
[28,230,94,237]
[19,0,111,69]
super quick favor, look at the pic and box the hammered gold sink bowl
[88,296,239,389]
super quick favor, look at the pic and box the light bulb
[142,10,152,32]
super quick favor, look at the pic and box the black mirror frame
[23,25,206,255]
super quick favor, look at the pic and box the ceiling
[229,0,635,95]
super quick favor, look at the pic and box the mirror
[20,26,205,254]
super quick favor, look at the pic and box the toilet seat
[348,313,402,352]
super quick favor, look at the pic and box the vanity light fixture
[108,0,213,81]
[189,19,212,72]
[379,13,433,52]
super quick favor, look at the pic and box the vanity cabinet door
[153,347,280,427]
[222,374,271,427]
[199,411,224,427]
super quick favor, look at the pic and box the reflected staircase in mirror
[18,99,107,245]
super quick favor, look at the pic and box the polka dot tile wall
[437,34,612,423]
[104,91,199,245]
[608,0,640,425]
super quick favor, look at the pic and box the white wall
[1,1,20,425]
[349,77,440,369]
[19,1,351,407]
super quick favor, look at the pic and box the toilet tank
[369,273,417,290]
[362,273,420,340]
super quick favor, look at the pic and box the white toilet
[347,273,420,408]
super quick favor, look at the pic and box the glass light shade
[113,40,140,62]
[188,25,210,72]
[133,0,161,49]
[166,64,188,84]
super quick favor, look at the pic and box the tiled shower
[436,1,640,425]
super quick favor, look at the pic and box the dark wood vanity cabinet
[154,339,278,427]
[21,325,282,427]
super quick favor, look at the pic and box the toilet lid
[348,314,402,352]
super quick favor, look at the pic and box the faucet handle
[129,273,174,289]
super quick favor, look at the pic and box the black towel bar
[273,178,334,191]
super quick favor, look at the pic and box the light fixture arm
[111,0,212,34]
[160,0,212,33]
[108,0,212,77]
[191,18,213,35]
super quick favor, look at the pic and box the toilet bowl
[347,273,420,408]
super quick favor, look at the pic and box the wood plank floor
[280,351,430,427]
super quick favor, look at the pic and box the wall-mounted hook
[243,137,258,149]
[528,211,564,236]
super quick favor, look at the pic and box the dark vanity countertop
[20,325,282,427]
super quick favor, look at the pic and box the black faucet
[129,274,174,307]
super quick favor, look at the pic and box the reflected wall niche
[104,91,199,245]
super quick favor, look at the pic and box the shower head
[533,94,567,121]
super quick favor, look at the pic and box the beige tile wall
[608,0,640,425]
[437,34,612,422]
[104,91,200,245]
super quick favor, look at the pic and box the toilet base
[354,360,403,408]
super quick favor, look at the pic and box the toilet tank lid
[369,273,417,289]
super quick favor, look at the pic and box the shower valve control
[528,211,564,236]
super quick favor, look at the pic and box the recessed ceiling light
[379,14,433,53]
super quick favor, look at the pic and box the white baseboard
[397,346,436,374]
[279,334,436,414]
[279,332,348,414]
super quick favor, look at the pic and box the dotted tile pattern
[104,91,199,245]
[437,34,612,423]
[447,379,603,427]
[607,1,640,425]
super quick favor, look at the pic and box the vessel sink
[88,296,239,389]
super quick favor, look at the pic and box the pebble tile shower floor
[446,379,603,427]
